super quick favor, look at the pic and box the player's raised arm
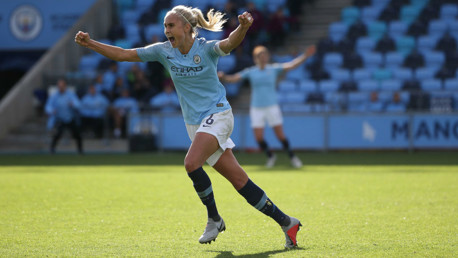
[282,45,316,72]
[218,12,253,54]
[74,31,141,62]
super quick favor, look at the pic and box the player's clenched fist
[238,12,253,28]
[75,31,91,47]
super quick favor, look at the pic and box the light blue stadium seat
[347,102,368,113]
[348,91,370,104]
[329,22,349,42]
[385,102,407,112]
[356,37,376,54]
[172,0,191,6]
[217,55,236,73]
[157,9,168,24]
[266,0,286,12]
[211,0,230,9]
[388,20,408,39]
[117,61,134,75]
[144,24,164,41]
[79,54,102,78]
[380,90,409,103]
[361,52,383,69]
[116,0,135,12]
[396,36,416,56]
[440,4,458,21]
[392,68,413,81]
[414,67,438,80]
[411,0,429,8]
[330,69,351,82]
[272,54,293,63]
[378,91,393,102]
[417,35,439,52]
[373,68,392,81]
[361,6,383,23]
[125,24,141,44]
[121,10,141,25]
[455,93,458,110]
[385,52,405,69]
[368,21,387,41]
[342,6,360,25]
[353,68,372,81]
[323,53,343,70]
[358,79,379,92]
[286,65,306,81]
[422,51,445,70]
[281,104,312,113]
[324,92,345,111]
[198,30,224,40]
[136,0,155,9]
[298,80,317,93]
[114,39,133,49]
[190,0,212,11]
[318,80,340,92]
[444,79,458,91]
[380,79,402,91]
[450,20,458,36]
[428,20,448,38]
[283,92,306,104]
[400,5,422,24]
[372,0,390,9]
[278,80,297,92]
[421,79,442,92]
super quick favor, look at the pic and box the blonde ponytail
[168,5,227,36]
[193,8,226,32]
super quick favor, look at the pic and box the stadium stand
[2,0,457,153]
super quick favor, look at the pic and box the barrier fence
[128,111,458,151]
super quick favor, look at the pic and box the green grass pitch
[0,152,457,257]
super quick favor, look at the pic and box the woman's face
[254,50,270,66]
[164,13,190,48]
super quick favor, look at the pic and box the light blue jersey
[137,38,231,125]
[45,90,81,123]
[239,64,284,107]
[80,93,109,118]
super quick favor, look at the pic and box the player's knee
[184,157,200,173]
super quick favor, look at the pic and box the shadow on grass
[207,247,309,257]
[0,151,457,166]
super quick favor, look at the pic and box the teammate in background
[45,78,83,154]
[149,80,180,112]
[111,89,139,138]
[80,84,110,138]
[75,5,302,248]
[219,45,316,168]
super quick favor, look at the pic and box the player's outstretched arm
[218,12,253,54]
[74,31,141,62]
[282,45,316,72]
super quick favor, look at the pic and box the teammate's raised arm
[218,71,242,83]
[218,12,253,54]
[282,45,316,72]
[74,31,141,62]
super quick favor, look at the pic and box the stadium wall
[129,112,458,151]
[0,0,112,139]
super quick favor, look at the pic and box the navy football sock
[238,179,290,226]
[258,140,273,158]
[188,167,220,220]
[281,139,294,158]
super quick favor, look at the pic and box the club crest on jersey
[193,55,201,64]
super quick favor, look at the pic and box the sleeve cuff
[215,42,230,56]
